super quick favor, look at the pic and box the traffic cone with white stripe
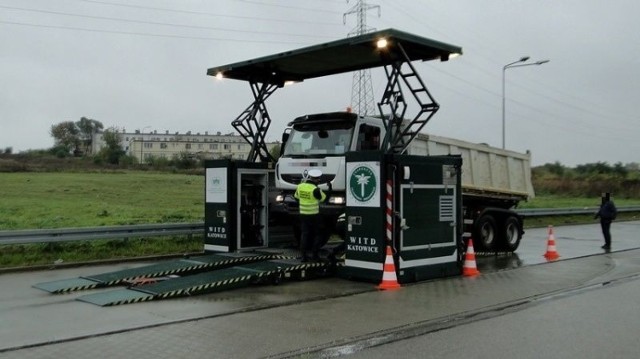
[377,244,401,290]
[462,238,480,277]
[543,225,560,261]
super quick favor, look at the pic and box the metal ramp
[33,253,287,294]
[77,259,330,306]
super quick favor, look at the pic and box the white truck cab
[275,111,383,220]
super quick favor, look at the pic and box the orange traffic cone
[462,238,480,277]
[543,225,560,260]
[377,244,401,290]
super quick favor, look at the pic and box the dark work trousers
[300,214,321,259]
[600,219,612,246]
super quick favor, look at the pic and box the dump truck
[274,111,535,252]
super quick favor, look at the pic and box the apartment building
[92,128,279,164]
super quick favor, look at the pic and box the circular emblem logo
[349,165,377,202]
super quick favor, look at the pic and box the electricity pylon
[344,0,380,116]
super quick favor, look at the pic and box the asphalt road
[347,274,640,359]
[0,221,638,358]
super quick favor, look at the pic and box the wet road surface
[0,221,638,358]
[476,221,638,271]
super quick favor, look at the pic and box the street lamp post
[502,57,550,149]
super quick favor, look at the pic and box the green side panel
[204,161,233,251]
[341,151,386,283]
[398,262,460,283]
[392,154,463,284]
[76,289,155,307]
[344,207,385,263]
[33,278,102,294]
[336,265,381,284]
[205,203,231,249]
[401,188,453,246]
[399,247,457,261]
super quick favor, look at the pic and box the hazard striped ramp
[76,259,330,306]
[33,253,287,294]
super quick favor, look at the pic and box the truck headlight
[275,195,284,202]
[329,196,345,205]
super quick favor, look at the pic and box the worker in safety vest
[294,169,326,262]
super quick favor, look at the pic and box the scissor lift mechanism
[207,28,462,159]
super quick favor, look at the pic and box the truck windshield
[282,125,354,157]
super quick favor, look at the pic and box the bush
[171,152,197,169]
[533,177,640,198]
[146,155,172,170]
[532,161,640,199]
[0,158,27,172]
[118,155,137,166]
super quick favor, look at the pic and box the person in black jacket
[595,193,617,250]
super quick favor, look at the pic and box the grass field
[1,171,638,269]
[3,172,639,230]
[0,172,204,230]
[0,172,206,268]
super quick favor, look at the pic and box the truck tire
[474,215,497,251]
[501,216,522,252]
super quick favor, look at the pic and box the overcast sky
[1,0,638,166]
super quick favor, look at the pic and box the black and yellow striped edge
[100,260,324,306]
[39,253,294,294]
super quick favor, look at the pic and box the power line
[419,63,638,143]
[79,0,342,26]
[232,0,341,14]
[0,4,334,40]
[382,1,638,137]
[0,20,312,44]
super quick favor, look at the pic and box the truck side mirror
[280,131,290,157]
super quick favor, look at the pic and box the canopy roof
[207,28,462,85]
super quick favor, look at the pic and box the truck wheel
[474,215,497,251]
[501,216,522,252]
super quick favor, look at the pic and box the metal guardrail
[1,206,639,245]
[516,205,640,217]
[0,223,203,245]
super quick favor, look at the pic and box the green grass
[0,236,203,268]
[0,172,206,269]
[1,171,639,269]
[0,172,204,229]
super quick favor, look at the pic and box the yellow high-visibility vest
[294,182,325,215]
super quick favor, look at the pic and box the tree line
[3,118,640,198]
[48,117,130,165]
[46,117,281,168]
[534,161,639,179]
[533,161,640,198]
